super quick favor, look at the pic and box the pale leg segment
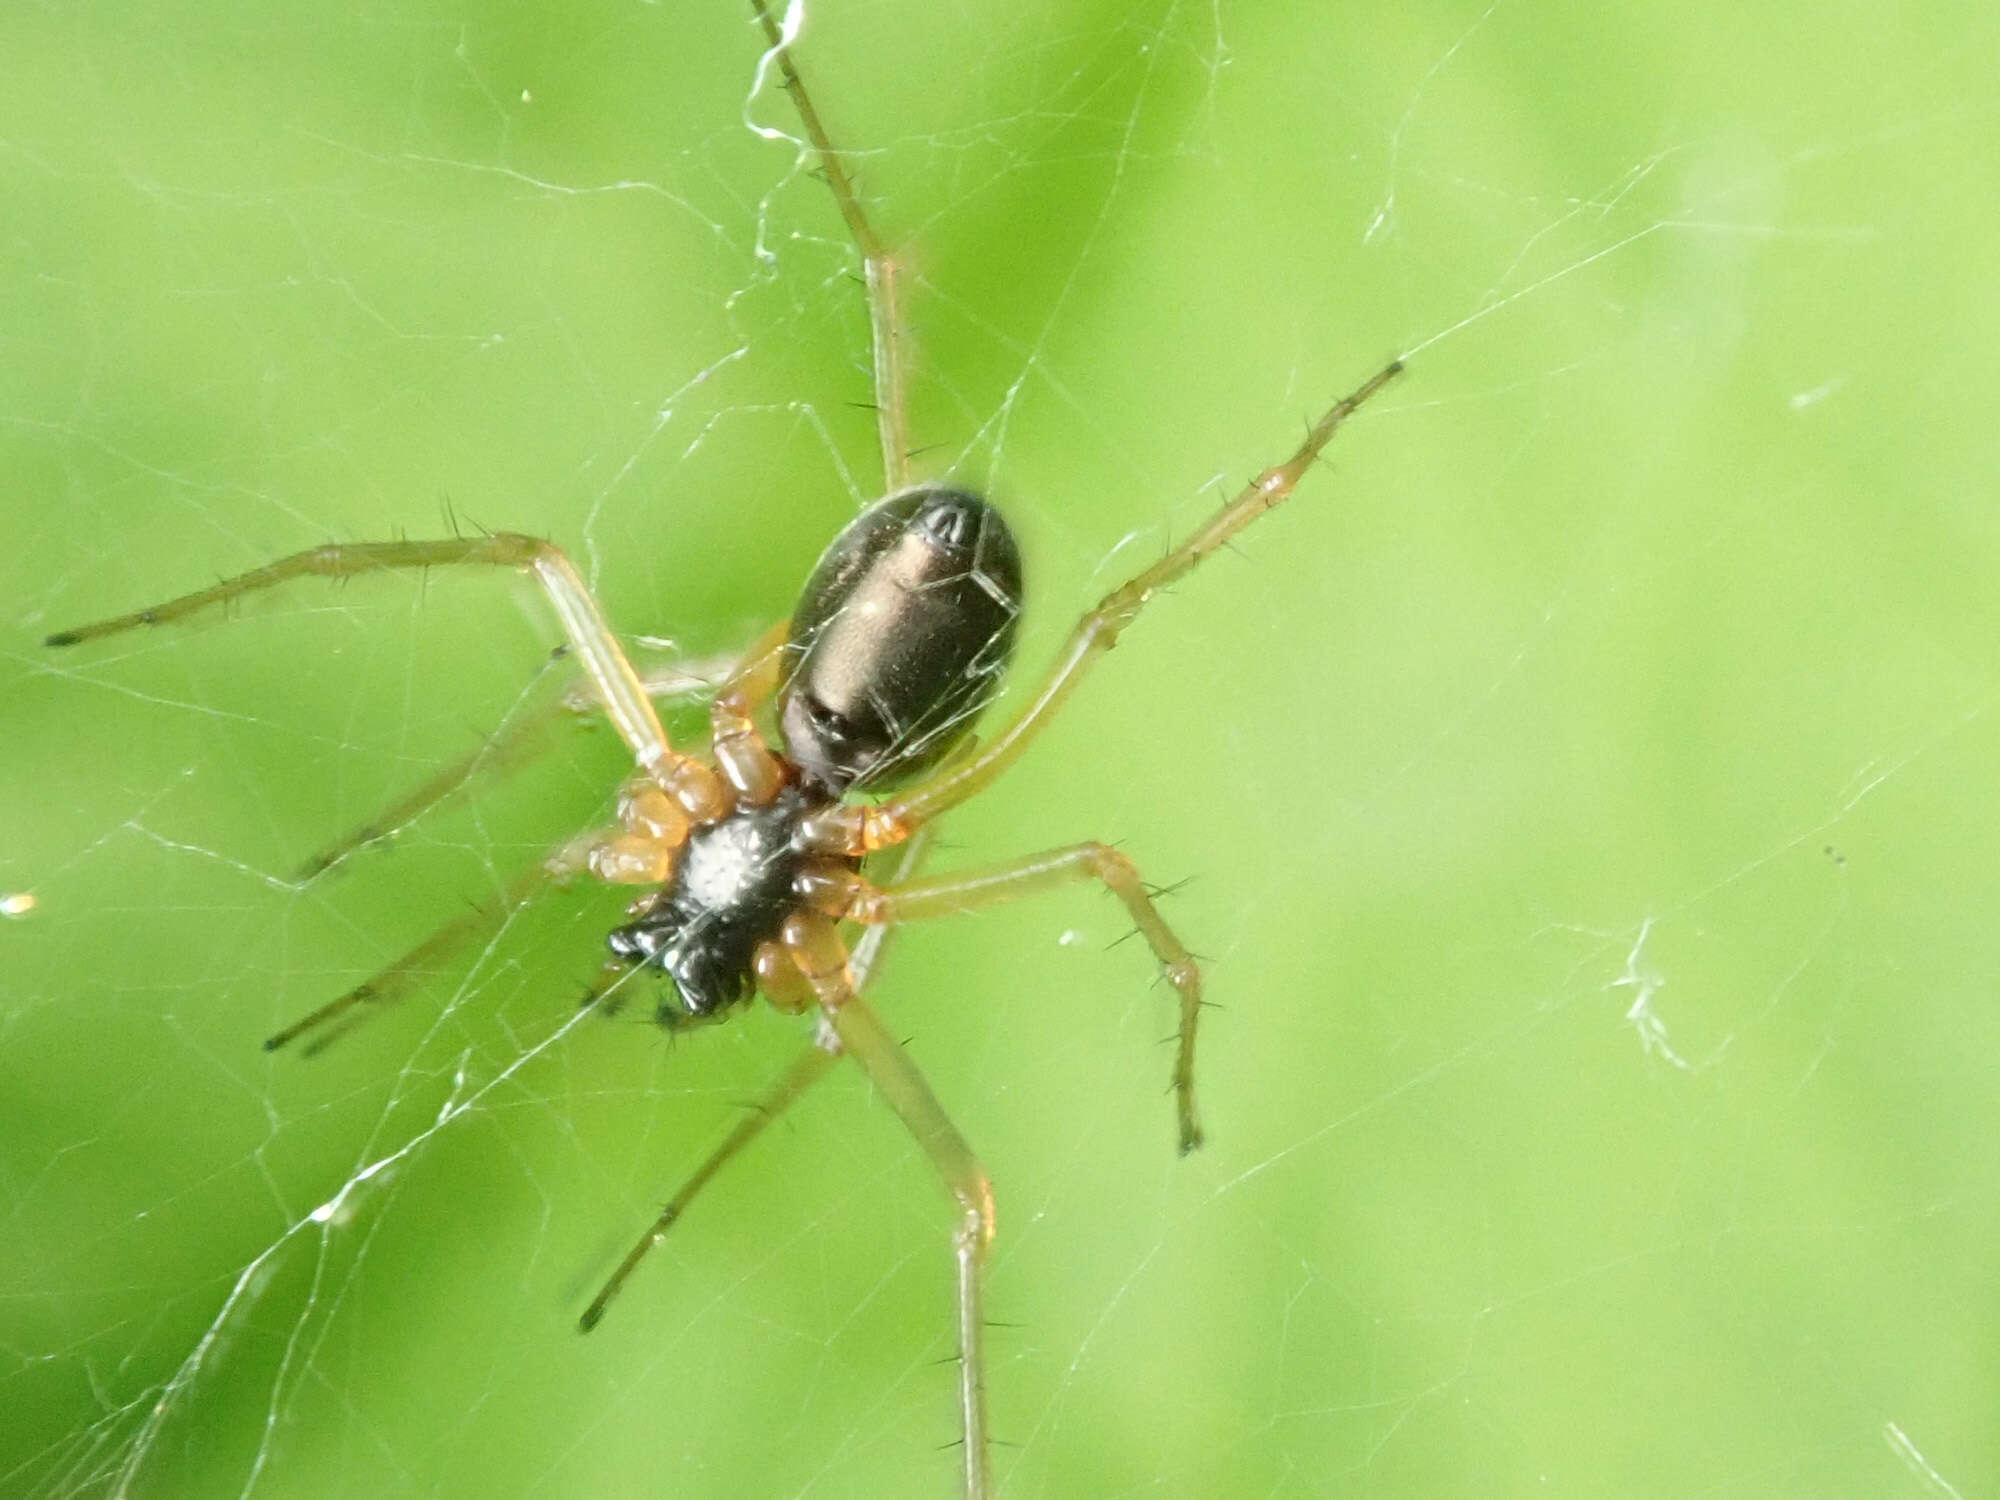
[748,0,913,488]
[818,982,995,1500]
[781,909,995,1500]
[43,535,728,823]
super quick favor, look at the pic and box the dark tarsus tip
[578,1306,604,1334]
[44,630,80,647]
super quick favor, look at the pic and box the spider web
[6,0,1999,1496]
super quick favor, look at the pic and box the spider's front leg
[799,357,1406,861]
[797,844,1206,1152]
[575,829,936,1337]
[577,1041,839,1333]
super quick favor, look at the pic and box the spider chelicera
[45,5,1402,1495]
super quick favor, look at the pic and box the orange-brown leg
[799,358,1405,859]
[797,842,1206,1152]
[707,620,789,806]
[580,781,693,886]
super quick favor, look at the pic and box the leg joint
[956,1172,997,1256]
[1081,841,1141,889]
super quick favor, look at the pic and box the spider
[44,5,1402,1495]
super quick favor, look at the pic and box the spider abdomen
[779,486,1023,793]
[606,784,837,1021]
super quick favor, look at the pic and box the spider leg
[269,796,694,1054]
[578,1041,838,1332]
[784,911,995,1500]
[799,842,1206,1152]
[299,643,748,878]
[707,620,790,805]
[574,829,933,1329]
[43,535,728,822]
[263,856,558,1053]
[297,656,584,880]
[750,0,914,487]
[800,357,1406,858]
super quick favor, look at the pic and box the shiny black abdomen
[779,486,1022,793]
[606,785,842,1021]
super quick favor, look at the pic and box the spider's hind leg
[575,831,932,1335]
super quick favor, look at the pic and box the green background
[4,1,1996,1496]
